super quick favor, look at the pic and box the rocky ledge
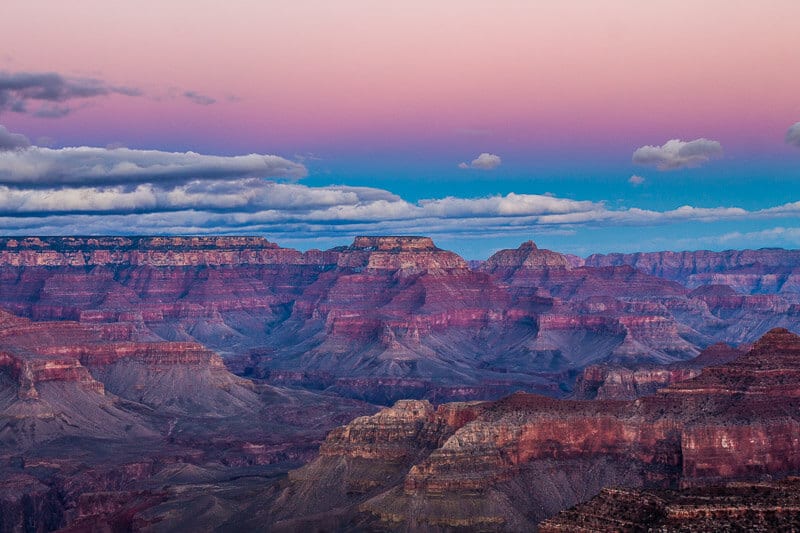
[539,478,800,532]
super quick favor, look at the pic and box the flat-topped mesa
[584,248,800,289]
[481,240,571,272]
[0,235,336,266]
[335,236,469,270]
[350,236,439,252]
[0,236,280,251]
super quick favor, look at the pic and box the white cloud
[786,122,800,148]
[628,174,645,186]
[632,138,723,170]
[1,134,799,248]
[458,152,501,170]
[0,146,307,186]
[0,179,399,215]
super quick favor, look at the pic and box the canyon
[1,236,798,404]
[261,328,800,531]
[2,235,800,530]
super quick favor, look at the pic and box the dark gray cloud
[0,71,141,117]
[0,125,30,151]
[0,146,308,186]
[632,138,723,170]
[184,90,216,106]
[787,122,800,148]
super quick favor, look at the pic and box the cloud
[458,152,502,170]
[0,125,30,151]
[786,122,800,148]
[628,175,645,186]
[0,180,401,216]
[184,91,216,106]
[0,71,141,117]
[632,138,723,170]
[0,146,308,186]
[2,135,800,247]
[3,171,800,243]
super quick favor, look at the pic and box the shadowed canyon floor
[3,236,800,530]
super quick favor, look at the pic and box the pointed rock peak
[752,328,800,348]
[483,241,569,270]
[690,342,744,367]
[740,328,800,368]
[350,236,438,252]
[690,284,738,298]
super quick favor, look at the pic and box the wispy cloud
[458,152,502,170]
[0,71,141,117]
[632,138,722,170]
[183,90,216,106]
[628,174,645,186]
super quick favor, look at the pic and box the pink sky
[2,1,799,151]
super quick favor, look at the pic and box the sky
[0,0,799,259]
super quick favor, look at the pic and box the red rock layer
[279,328,800,530]
[539,479,800,532]
[573,342,744,400]
[2,236,799,404]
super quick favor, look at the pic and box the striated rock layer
[0,308,374,532]
[539,478,800,532]
[1,236,800,404]
[572,342,745,400]
[585,247,800,292]
[269,328,800,531]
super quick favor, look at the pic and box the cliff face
[4,236,800,530]
[2,237,799,405]
[573,342,744,400]
[0,236,333,266]
[585,247,800,290]
[0,237,798,407]
[274,328,800,530]
[539,479,800,532]
[0,308,374,532]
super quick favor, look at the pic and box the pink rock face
[0,304,377,532]
[585,248,800,290]
[1,236,799,405]
[481,240,571,271]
